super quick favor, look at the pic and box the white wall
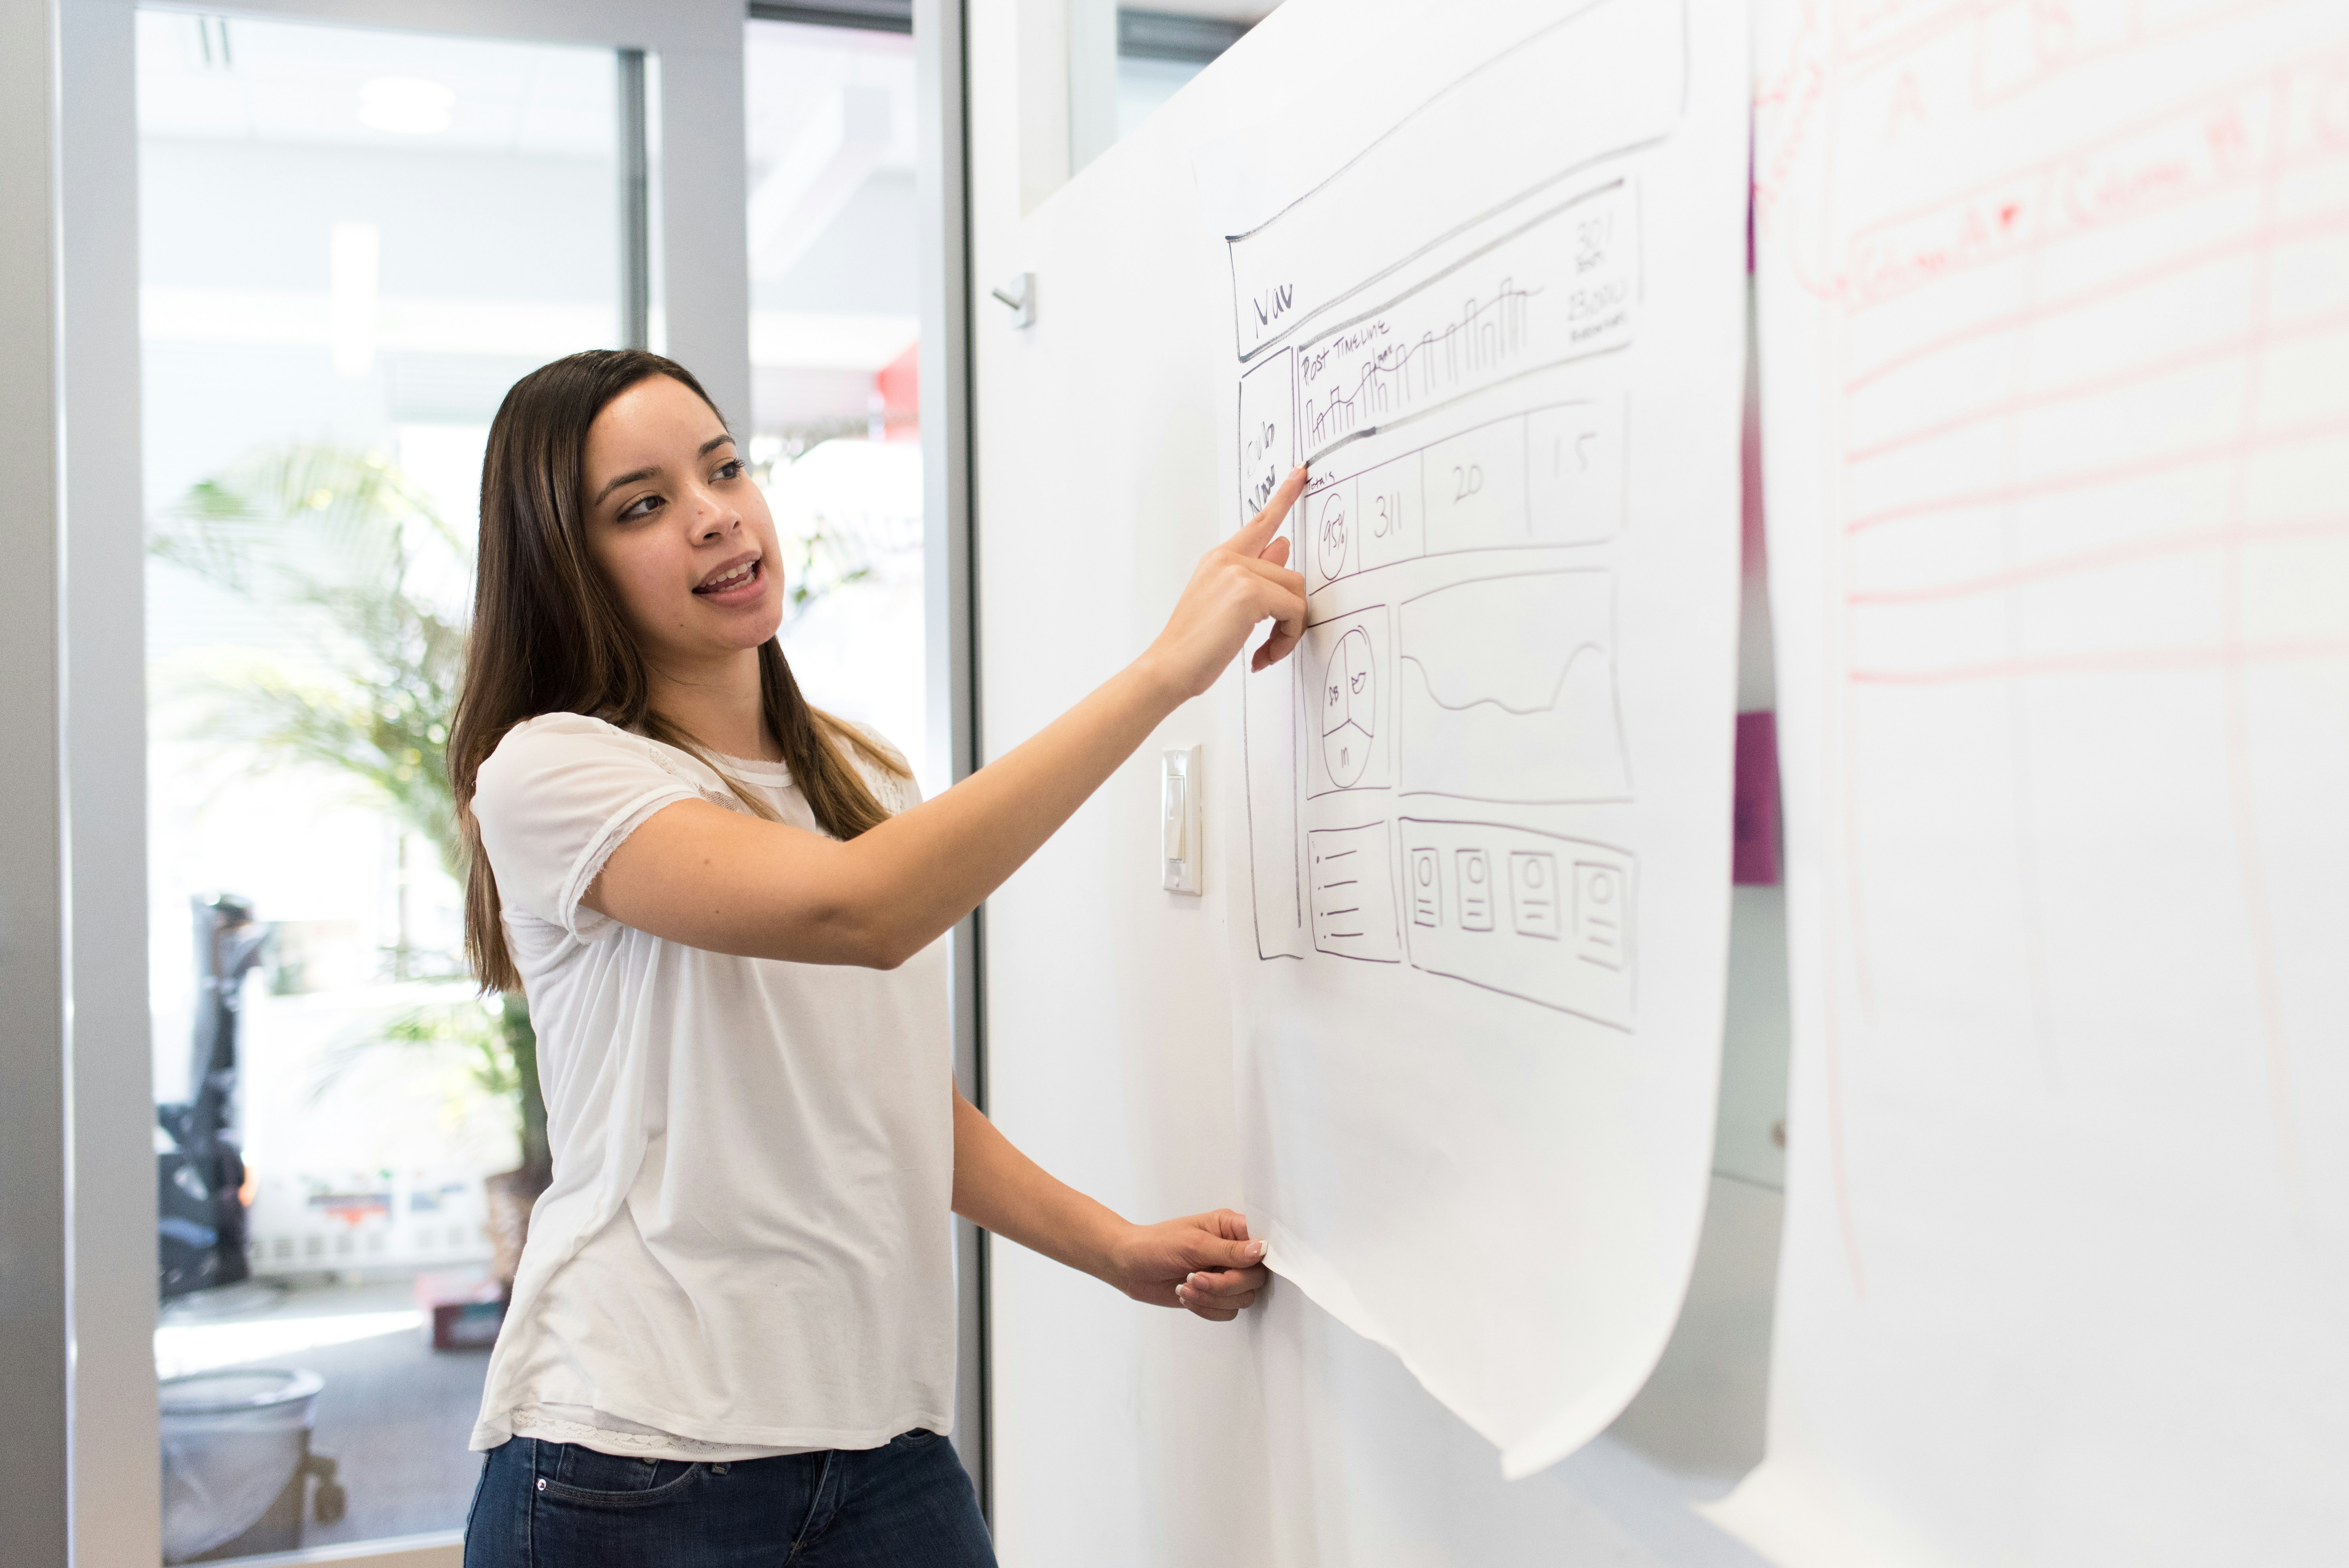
[967,4,1789,1562]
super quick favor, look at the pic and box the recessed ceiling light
[357,77,455,135]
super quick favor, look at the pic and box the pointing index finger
[1229,465,1309,555]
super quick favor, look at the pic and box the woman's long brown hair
[451,349,902,992]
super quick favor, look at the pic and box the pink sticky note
[1733,712,1781,887]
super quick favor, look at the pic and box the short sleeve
[472,714,702,942]
[845,722,921,814]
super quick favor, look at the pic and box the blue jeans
[463,1432,995,1567]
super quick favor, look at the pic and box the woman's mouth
[693,557,763,598]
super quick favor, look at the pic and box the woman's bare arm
[950,1088,1266,1320]
[586,470,1307,967]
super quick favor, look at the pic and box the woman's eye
[620,493,662,521]
[714,458,744,481]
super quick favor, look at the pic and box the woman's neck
[647,645,777,762]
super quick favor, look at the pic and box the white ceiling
[134,10,618,157]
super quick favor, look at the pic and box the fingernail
[1247,1241,1266,1259]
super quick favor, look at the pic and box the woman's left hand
[1106,1209,1270,1322]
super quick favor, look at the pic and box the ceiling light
[357,77,455,135]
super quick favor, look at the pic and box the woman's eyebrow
[591,437,730,508]
[592,464,659,507]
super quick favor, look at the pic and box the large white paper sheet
[1729,0,2349,1557]
[1206,0,1751,1477]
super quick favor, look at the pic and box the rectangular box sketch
[1291,180,1638,461]
[1303,604,1391,797]
[1301,396,1625,595]
[1398,571,1630,803]
[1221,0,1685,359]
[1237,346,1297,517]
[1303,477,1360,587]
[1243,616,1308,962]
[1308,821,1402,963]
[1356,451,1426,575]
[1525,399,1624,546]
[1424,418,1529,557]
[1306,397,1626,589]
[1399,819,1635,1027]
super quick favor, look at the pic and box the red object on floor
[1733,711,1781,887]
[415,1270,509,1351]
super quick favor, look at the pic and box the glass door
[136,10,627,1558]
[743,13,930,787]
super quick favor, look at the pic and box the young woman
[450,349,1307,1566]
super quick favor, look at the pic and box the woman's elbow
[816,904,919,970]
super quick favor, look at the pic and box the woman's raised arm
[585,468,1308,967]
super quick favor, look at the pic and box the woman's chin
[692,589,784,645]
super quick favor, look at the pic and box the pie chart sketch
[1321,625,1376,787]
[1315,488,1352,583]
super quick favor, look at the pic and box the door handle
[990,272,1036,328]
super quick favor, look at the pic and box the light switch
[1163,776,1187,859]
[1162,745,1201,894]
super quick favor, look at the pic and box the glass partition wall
[134,7,947,1559]
[136,11,627,1557]
[744,15,929,789]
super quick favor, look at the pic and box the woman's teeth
[696,560,759,594]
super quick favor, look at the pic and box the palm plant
[153,445,549,1184]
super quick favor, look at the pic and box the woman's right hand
[1140,466,1311,700]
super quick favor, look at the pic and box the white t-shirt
[465,712,954,1460]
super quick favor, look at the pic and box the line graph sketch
[1399,572,1631,803]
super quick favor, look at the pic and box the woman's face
[581,374,783,668]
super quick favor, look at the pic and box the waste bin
[159,1368,326,1563]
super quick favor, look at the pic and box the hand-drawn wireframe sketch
[1305,606,1390,795]
[1307,821,1402,962]
[1399,572,1629,803]
[1208,0,1744,1484]
[1725,0,2349,1557]
[1400,820,1635,1025]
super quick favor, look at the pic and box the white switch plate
[1162,745,1201,894]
